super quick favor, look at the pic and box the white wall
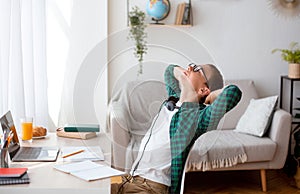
[108,0,300,99]
[47,0,108,130]
[47,0,300,129]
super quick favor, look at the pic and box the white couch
[107,79,291,192]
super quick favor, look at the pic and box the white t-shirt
[130,102,181,186]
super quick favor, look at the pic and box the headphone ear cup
[166,96,179,111]
[166,101,176,111]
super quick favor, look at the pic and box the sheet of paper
[53,160,100,173]
[71,165,125,181]
[61,146,104,162]
[53,160,125,181]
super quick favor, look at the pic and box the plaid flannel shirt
[164,65,242,193]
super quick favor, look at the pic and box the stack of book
[56,124,99,140]
[175,2,192,25]
[0,168,30,185]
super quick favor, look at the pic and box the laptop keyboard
[19,147,42,159]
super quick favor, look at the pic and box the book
[0,168,27,178]
[175,3,186,25]
[61,146,104,162]
[175,3,182,25]
[182,3,191,25]
[64,124,100,132]
[0,172,30,185]
[189,5,193,25]
[56,128,97,139]
[53,160,125,181]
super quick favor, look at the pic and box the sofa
[107,79,292,192]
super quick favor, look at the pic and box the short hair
[201,64,224,91]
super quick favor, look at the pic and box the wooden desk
[0,132,111,194]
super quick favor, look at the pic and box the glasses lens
[194,66,202,72]
[188,63,199,72]
[188,63,209,88]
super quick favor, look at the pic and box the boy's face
[185,65,210,98]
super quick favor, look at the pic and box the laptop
[0,111,59,162]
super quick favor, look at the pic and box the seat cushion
[187,130,277,171]
[233,130,277,162]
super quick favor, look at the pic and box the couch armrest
[268,109,292,168]
[107,102,131,171]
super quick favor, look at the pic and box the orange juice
[21,122,33,141]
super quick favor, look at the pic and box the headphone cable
[117,100,166,194]
[131,100,165,177]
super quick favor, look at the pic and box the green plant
[128,6,147,75]
[272,42,300,64]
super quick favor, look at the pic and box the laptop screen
[0,111,21,158]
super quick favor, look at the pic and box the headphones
[166,96,180,111]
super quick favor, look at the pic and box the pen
[62,149,85,158]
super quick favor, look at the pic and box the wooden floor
[111,169,300,193]
[184,170,300,194]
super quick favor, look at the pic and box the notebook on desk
[0,111,59,162]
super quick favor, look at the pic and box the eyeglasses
[188,63,209,85]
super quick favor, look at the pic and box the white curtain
[0,0,48,130]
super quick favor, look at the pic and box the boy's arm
[164,64,199,102]
[204,88,223,104]
[164,64,182,98]
[200,85,242,131]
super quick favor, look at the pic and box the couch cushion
[234,96,278,137]
[187,130,247,171]
[217,80,259,130]
[187,130,276,171]
[110,80,167,135]
[233,131,277,162]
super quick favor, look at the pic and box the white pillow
[234,95,278,137]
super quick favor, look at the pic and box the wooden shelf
[127,0,193,27]
[148,24,192,27]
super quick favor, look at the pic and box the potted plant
[272,41,300,78]
[128,6,147,76]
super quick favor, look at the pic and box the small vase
[288,63,300,78]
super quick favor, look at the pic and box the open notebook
[53,160,125,181]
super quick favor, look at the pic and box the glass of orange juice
[21,117,33,142]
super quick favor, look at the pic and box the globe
[146,0,170,24]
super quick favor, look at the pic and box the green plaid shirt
[164,65,242,193]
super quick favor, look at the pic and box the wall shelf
[127,0,193,27]
[148,24,192,27]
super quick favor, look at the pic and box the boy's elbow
[227,85,242,103]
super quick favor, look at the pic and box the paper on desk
[53,160,125,181]
[61,146,104,162]
[54,160,100,173]
[71,164,125,181]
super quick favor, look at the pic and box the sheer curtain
[0,0,48,129]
